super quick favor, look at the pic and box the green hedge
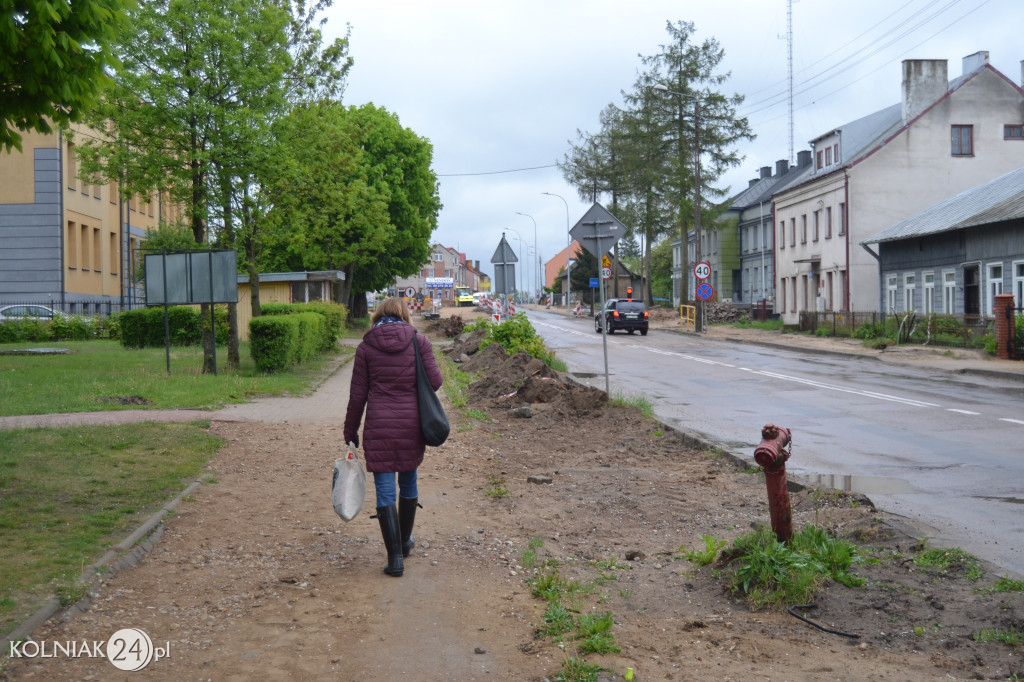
[0,315,100,343]
[248,302,346,372]
[249,315,300,372]
[118,307,213,348]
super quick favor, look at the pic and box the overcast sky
[323,0,1022,293]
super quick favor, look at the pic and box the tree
[261,102,439,318]
[76,0,348,372]
[641,21,753,306]
[0,0,130,151]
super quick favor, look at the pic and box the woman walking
[344,297,443,577]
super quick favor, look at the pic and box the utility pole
[693,100,705,333]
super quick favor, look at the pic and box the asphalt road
[527,308,1024,576]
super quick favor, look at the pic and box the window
[66,142,77,190]
[815,150,823,169]
[1004,125,1024,140]
[813,211,820,242]
[1014,262,1024,307]
[825,207,832,239]
[987,263,1003,313]
[80,224,89,269]
[93,228,101,273]
[779,221,785,250]
[824,147,832,166]
[779,277,786,312]
[790,278,796,313]
[923,272,935,315]
[800,215,807,244]
[886,275,898,312]
[943,270,956,314]
[67,221,77,268]
[904,274,916,312]
[951,125,973,156]
[433,253,443,261]
[833,144,839,163]
[838,203,846,235]
[790,219,796,247]
[109,232,118,274]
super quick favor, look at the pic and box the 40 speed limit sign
[694,261,711,280]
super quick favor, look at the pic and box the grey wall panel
[0,204,47,216]
[34,159,59,173]
[0,213,59,228]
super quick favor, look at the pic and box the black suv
[595,298,648,335]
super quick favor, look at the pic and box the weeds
[553,656,603,682]
[912,546,984,582]
[977,575,1024,594]
[973,627,1024,646]
[485,476,508,498]
[677,534,726,566]
[608,392,654,419]
[725,525,864,610]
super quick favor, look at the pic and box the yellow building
[0,122,181,313]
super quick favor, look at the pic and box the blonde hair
[371,297,411,325]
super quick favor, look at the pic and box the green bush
[482,313,558,366]
[118,307,203,348]
[258,301,347,351]
[0,318,50,343]
[293,312,324,364]
[249,315,300,372]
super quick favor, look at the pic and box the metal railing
[798,310,993,348]
[0,298,143,318]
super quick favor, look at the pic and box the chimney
[901,59,948,122]
[748,179,758,187]
[962,51,989,75]
[760,166,772,179]
[775,159,790,176]
[796,150,812,168]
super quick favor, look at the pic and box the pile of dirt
[704,300,748,323]
[424,314,466,337]
[443,330,608,416]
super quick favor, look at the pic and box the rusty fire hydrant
[754,423,793,543]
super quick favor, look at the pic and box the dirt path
[2,321,1023,681]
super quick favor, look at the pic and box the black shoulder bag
[412,330,450,447]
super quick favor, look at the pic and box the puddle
[790,472,919,496]
[570,372,601,378]
[977,496,1024,505]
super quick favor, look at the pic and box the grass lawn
[0,422,222,634]
[0,340,352,416]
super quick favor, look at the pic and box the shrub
[249,315,300,372]
[481,313,559,366]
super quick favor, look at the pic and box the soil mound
[425,314,466,337]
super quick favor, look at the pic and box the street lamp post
[515,212,537,301]
[542,191,571,311]
[653,84,705,332]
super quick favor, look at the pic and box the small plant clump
[724,525,864,610]
[677,534,727,566]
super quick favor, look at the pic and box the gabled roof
[863,166,1024,244]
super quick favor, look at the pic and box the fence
[0,298,144,318]
[798,310,994,348]
[1013,306,1024,359]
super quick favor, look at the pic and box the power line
[437,163,559,177]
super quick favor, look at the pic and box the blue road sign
[696,282,714,301]
[589,277,599,288]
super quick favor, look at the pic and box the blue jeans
[373,470,418,508]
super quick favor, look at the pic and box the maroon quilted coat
[343,322,443,473]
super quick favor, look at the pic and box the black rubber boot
[398,497,421,557]
[376,505,404,577]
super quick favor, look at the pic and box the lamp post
[515,212,537,301]
[653,83,705,332]
[542,191,571,311]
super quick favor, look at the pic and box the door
[963,265,980,316]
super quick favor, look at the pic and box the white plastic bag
[332,442,366,522]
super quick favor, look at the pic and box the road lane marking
[999,418,1024,425]
[947,409,980,415]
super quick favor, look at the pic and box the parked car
[0,304,68,322]
[595,297,648,335]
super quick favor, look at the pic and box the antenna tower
[787,0,794,165]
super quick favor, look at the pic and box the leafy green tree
[262,102,439,318]
[0,0,130,151]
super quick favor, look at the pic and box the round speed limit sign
[694,262,711,280]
